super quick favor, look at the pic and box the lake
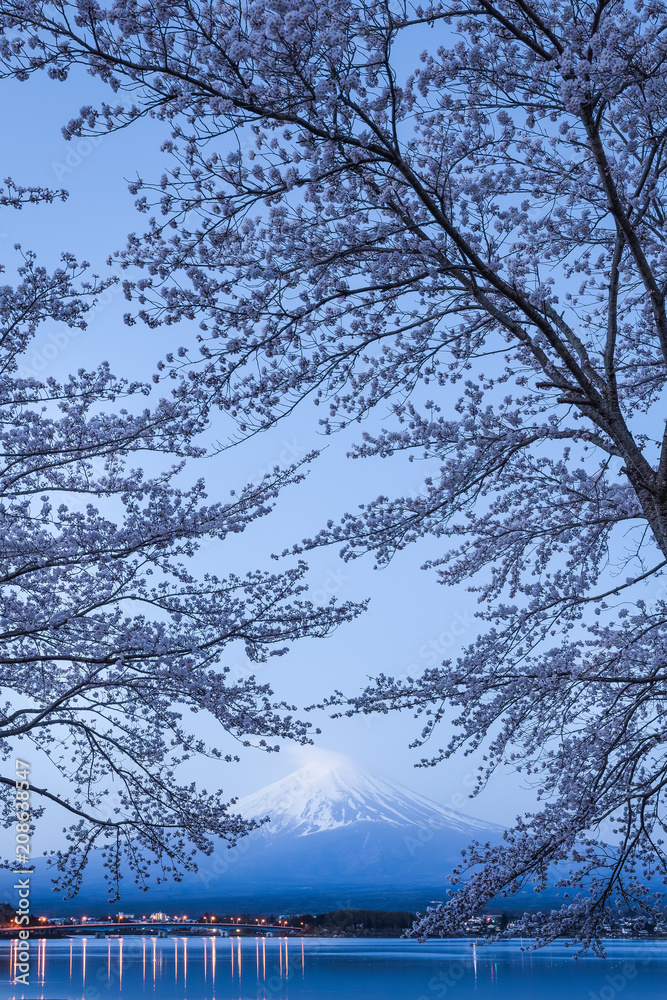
[1,936,666,1000]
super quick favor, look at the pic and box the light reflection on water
[2,936,667,999]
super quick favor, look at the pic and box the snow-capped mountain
[234,757,494,838]
[33,756,505,914]
[182,757,505,912]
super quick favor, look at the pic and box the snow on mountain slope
[234,756,498,838]
[31,755,505,912]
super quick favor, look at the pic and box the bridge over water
[0,920,292,938]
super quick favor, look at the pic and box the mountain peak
[235,758,498,838]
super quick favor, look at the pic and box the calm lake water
[1,936,666,1000]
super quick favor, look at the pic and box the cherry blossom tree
[2,0,667,945]
[0,184,362,900]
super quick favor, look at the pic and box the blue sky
[3,68,538,838]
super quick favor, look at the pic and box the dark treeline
[288,910,416,935]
